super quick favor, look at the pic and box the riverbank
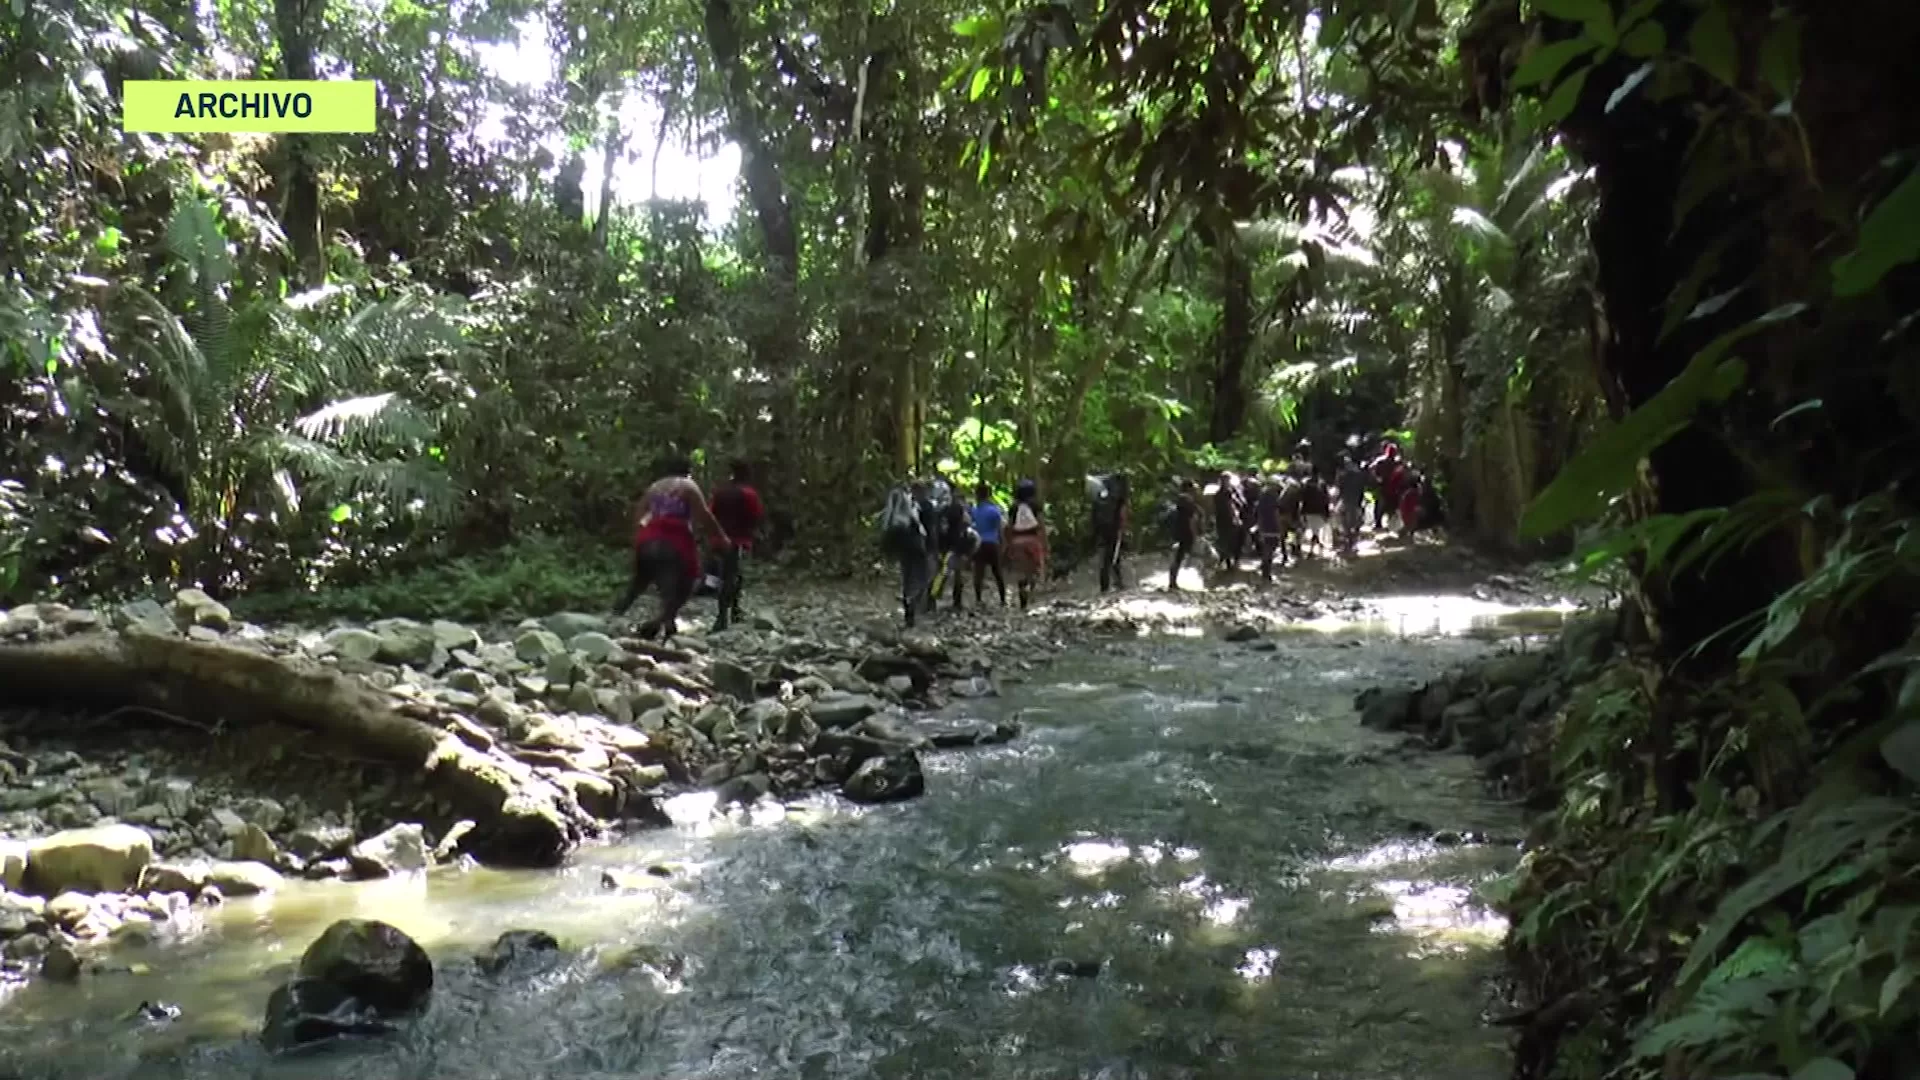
[0,539,1571,1078]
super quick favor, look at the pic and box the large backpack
[1090,474,1125,530]
[878,485,922,541]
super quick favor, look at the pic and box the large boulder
[474,929,561,976]
[842,752,926,803]
[295,919,434,1015]
[25,824,154,895]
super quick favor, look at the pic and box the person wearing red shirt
[708,459,766,631]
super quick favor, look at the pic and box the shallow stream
[0,594,1548,1079]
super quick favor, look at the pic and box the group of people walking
[602,437,1442,640]
[881,476,1050,626]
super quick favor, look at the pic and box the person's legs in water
[1167,537,1191,590]
[629,540,694,642]
[1258,531,1278,584]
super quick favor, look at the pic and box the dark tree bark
[272,0,325,287]
[1207,231,1255,444]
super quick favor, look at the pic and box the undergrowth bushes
[1501,626,1920,1080]
[232,534,628,625]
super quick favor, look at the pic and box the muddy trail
[0,542,1563,1079]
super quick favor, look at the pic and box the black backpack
[1092,474,1127,530]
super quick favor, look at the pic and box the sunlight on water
[1061,841,1132,874]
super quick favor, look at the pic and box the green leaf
[1534,0,1609,22]
[1688,2,1738,86]
[1513,38,1597,89]
[977,140,993,182]
[1607,62,1655,112]
[1523,304,1804,538]
[951,15,987,36]
[1791,1060,1854,1080]
[1541,64,1591,125]
[1883,719,1920,784]
[969,67,992,101]
[1758,17,1802,102]
[1881,963,1916,1016]
[1831,167,1920,297]
[330,503,353,523]
[96,226,123,255]
[1621,19,1665,57]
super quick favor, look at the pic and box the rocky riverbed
[0,585,1090,989]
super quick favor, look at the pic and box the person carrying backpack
[935,480,980,610]
[1004,479,1047,609]
[1088,471,1130,593]
[1165,478,1200,591]
[879,480,935,626]
[969,482,1008,606]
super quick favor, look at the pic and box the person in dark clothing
[1167,478,1200,591]
[1368,441,1401,530]
[1212,471,1245,571]
[1298,473,1332,555]
[707,460,765,632]
[937,483,979,610]
[1335,455,1368,554]
[613,456,733,641]
[969,482,1008,606]
[1089,472,1130,593]
[1254,475,1289,584]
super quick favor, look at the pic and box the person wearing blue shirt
[968,482,1008,606]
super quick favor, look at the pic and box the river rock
[1,891,47,936]
[431,619,480,653]
[709,658,756,701]
[25,824,154,895]
[348,824,428,879]
[322,627,382,662]
[41,938,81,982]
[910,716,1019,748]
[542,612,607,640]
[115,598,177,637]
[1356,687,1417,731]
[296,919,433,1014]
[369,618,438,667]
[1481,651,1550,690]
[569,631,617,662]
[474,929,560,976]
[138,861,208,895]
[261,976,399,1051]
[207,860,283,896]
[842,752,925,803]
[515,629,565,663]
[173,588,233,631]
[1,839,24,892]
[809,692,882,730]
[230,823,278,865]
[286,825,354,861]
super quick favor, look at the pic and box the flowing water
[0,596,1547,1080]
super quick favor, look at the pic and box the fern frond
[292,392,434,448]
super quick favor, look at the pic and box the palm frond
[292,392,435,448]
[319,295,467,381]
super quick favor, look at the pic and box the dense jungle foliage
[3,0,1917,1077]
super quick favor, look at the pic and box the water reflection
[0,611,1527,1080]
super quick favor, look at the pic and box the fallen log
[0,628,593,867]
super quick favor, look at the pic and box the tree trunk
[0,632,600,866]
[591,111,623,250]
[272,0,325,287]
[1207,233,1254,444]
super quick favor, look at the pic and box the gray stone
[286,825,354,861]
[322,627,383,662]
[708,659,757,701]
[431,619,479,653]
[369,618,438,667]
[115,598,178,637]
[568,631,617,662]
[809,692,883,730]
[231,823,278,865]
[295,919,434,1014]
[541,612,607,640]
[842,752,926,803]
[206,860,283,896]
[348,824,429,879]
